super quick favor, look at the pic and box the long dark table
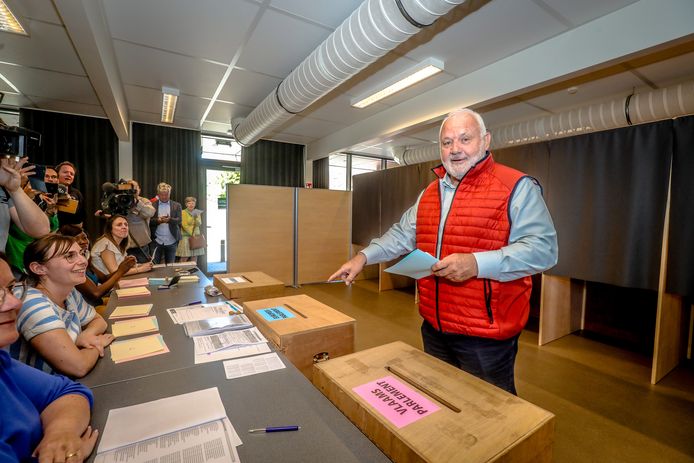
[82,268,390,462]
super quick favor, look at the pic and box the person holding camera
[0,156,50,254]
[56,161,86,227]
[91,215,153,276]
[149,183,181,265]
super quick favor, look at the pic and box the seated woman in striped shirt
[8,234,113,378]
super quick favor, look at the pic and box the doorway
[204,168,239,273]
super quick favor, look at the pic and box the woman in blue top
[0,253,97,462]
[9,234,113,377]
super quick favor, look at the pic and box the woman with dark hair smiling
[0,252,98,462]
[9,234,113,378]
[91,215,152,276]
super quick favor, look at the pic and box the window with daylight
[201,135,242,162]
[329,154,347,190]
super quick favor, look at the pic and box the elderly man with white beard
[329,108,558,394]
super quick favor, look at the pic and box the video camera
[0,126,41,158]
[101,180,137,216]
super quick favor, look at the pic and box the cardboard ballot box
[213,271,284,301]
[313,341,554,463]
[243,294,355,379]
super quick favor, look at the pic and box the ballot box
[213,271,284,301]
[313,341,555,463]
[243,294,355,379]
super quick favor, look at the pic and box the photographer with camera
[0,156,50,254]
[55,161,86,227]
[5,165,61,273]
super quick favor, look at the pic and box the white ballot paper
[167,300,243,324]
[221,276,247,284]
[95,388,241,463]
[195,342,272,365]
[384,249,439,280]
[194,327,267,355]
[223,352,286,379]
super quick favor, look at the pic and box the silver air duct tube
[389,79,694,165]
[232,0,466,146]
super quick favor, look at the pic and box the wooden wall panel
[539,275,585,345]
[297,189,351,284]
[227,185,294,285]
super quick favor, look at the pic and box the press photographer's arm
[1,156,50,237]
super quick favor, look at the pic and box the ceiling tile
[275,115,345,139]
[13,0,62,25]
[201,120,231,134]
[124,85,209,123]
[482,103,548,129]
[103,0,261,63]
[269,0,361,28]
[266,132,314,145]
[205,101,253,124]
[0,64,98,105]
[0,93,34,107]
[537,0,638,27]
[0,20,85,75]
[26,98,105,118]
[403,0,568,78]
[130,110,200,131]
[218,69,281,107]
[237,8,332,77]
[636,52,694,88]
[114,40,226,98]
[301,93,391,125]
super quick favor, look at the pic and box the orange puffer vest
[416,154,532,340]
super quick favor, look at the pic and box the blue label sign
[258,306,295,322]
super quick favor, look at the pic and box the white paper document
[94,418,239,463]
[223,352,285,379]
[221,276,247,284]
[384,249,439,279]
[97,388,227,453]
[193,327,267,355]
[184,314,253,337]
[195,342,271,365]
[167,301,243,324]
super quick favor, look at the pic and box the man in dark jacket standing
[149,182,182,265]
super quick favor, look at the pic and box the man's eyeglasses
[60,249,90,263]
[0,281,28,306]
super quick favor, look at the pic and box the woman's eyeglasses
[61,249,90,263]
[0,281,28,306]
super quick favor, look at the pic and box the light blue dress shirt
[360,172,558,282]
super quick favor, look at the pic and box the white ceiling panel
[26,98,105,118]
[103,0,261,63]
[275,115,345,139]
[0,64,98,104]
[130,110,200,131]
[266,132,315,145]
[269,0,361,28]
[0,20,84,75]
[403,0,567,78]
[237,8,333,78]
[301,93,391,125]
[1,93,34,107]
[482,103,548,130]
[0,77,16,93]
[205,101,253,124]
[219,69,282,107]
[366,72,456,108]
[114,40,226,98]
[537,0,638,27]
[201,120,231,134]
[636,52,694,87]
[124,85,209,123]
[13,0,62,25]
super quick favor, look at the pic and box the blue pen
[186,300,202,306]
[248,425,300,433]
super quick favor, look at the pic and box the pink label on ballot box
[352,375,440,428]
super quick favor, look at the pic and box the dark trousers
[420,320,520,394]
[127,245,151,263]
[150,241,178,265]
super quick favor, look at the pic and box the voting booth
[213,271,284,301]
[313,341,555,463]
[243,294,355,379]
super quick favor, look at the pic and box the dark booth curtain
[241,139,304,187]
[546,121,672,290]
[312,157,329,189]
[666,115,694,297]
[19,108,119,239]
[132,123,202,203]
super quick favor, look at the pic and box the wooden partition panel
[539,275,585,345]
[297,189,351,284]
[227,185,294,285]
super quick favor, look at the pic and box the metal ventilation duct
[389,79,694,165]
[232,0,466,146]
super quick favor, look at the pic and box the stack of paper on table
[167,300,243,324]
[110,334,169,363]
[151,261,197,269]
[94,387,241,463]
[114,286,151,298]
[109,304,153,320]
[111,316,159,337]
[183,314,252,337]
[193,327,266,355]
[117,277,149,289]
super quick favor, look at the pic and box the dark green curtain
[312,157,329,189]
[667,115,694,297]
[19,108,118,239]
[132,123,202,202]
[241,139,303,187]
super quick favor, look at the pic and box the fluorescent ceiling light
[351,58,444,109]
[161,86,179,123]
[0,0,27,35]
